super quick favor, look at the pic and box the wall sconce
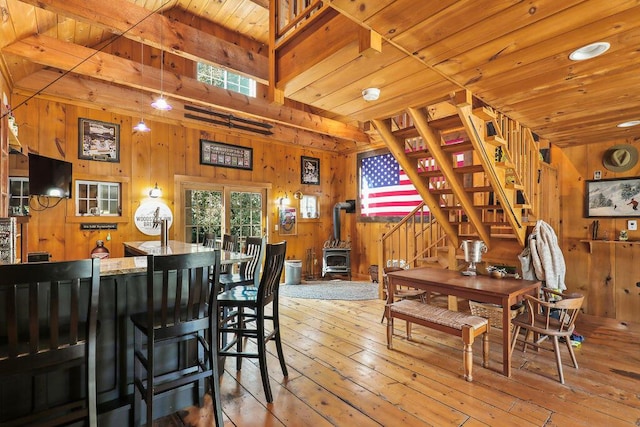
[293,190,303,200]
[278,192,290,206]
[149,183,162,198]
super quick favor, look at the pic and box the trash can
[284,260,302,285]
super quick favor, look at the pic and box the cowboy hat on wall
[602,144,639,172]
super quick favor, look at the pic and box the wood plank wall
[553,143,640,323]
[7,94,348,267]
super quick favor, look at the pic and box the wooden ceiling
[1,0,639,150]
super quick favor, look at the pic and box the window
[76,180,120,216]
[196,63,256,97]
[300,195,319,219]
[9,177,29,216]
[229,191,263,238]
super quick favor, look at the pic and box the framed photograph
[78,118,120,162]
[585,177,640,217]
[279,207,297,235]
[301,156,320,185]
[200,139,253,171]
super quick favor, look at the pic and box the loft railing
[275,0,326,46]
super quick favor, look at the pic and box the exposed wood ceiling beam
[16,0,269,84]
[3,35,369,144]
[13,69,354,152]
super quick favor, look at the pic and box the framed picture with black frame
[78,118,120,162]
[585,177,640,217]
[301,156,320,185]
[200,139,253,170]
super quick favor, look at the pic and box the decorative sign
[80,223,118,230]
[200,139,253,170]
[134,201,173,236]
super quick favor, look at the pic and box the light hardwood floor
[165,295,640,426]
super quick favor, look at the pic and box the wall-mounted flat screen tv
[28,153,73,198]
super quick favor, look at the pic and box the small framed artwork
[585,177,640,217]
[78,118,120,162]
[279,207,297,236]
[301,156,320,185]
[200,139,253,171]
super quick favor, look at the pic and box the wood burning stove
[322,201,355,279]
[322,247,351,279]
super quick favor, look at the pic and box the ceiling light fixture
[362,87,380,101]
[134,42,151,132]
[569,41,610,61]
[617,120,640,128]
[149,183,162,198]
[151,11,172,111]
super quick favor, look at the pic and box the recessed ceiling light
[617,120,640,128]
[362,87,380,101]
[569,42,610,61]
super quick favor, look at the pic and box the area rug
[279,280,379,300]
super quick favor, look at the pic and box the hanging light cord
[1,0,175,120]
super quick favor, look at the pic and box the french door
[176,177,269,246]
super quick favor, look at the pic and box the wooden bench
[386,299,490,381]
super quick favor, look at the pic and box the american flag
[360,153,423,217]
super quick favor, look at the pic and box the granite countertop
[97,240,253,277]
[100,256,147,277]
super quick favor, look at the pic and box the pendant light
[134,42,151,132]
[151,11,172,111]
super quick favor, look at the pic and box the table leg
[502,296,511,377]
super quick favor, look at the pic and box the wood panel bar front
[386,268,541,377]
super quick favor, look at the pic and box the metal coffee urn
[460,240,487,276]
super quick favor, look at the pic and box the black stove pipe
[333,201,353,241]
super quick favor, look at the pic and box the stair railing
[377,202,448,285]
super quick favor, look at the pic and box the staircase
[374,90,542,272]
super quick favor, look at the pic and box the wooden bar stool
[130,251,223,426]
[219,236,265,291]
[216,241,288,402]
[0,258,101,426]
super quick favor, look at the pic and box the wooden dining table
[386,267,541,377]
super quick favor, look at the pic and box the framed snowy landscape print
[585,177,640,217]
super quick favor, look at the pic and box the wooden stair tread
[440,204,503,211]
[452,221,510,226]
[393,126,418,139]
[427,114,463,131]
[442,141,473,153]
[495,161,515,169]
[506,183,525,190]
[419,164,484,178]
[472,106,496,120]
[485,135,506,146]
[407,149,431,160]
[406,141,474,159]
[431,185,493,195]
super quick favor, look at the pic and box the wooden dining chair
[130,251,224,426]
[216,241,288,403]
[0,258,100,427]
[220,234,239,274]
[219,236,265,291]
[510,287,584,384]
